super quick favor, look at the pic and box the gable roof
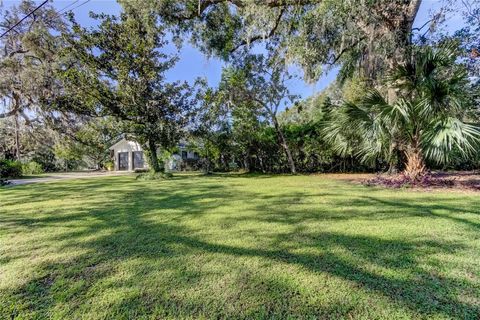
[108,138,198,151]
[108,138,129,150]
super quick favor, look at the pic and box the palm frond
[381,98,411,124]
[323,94,394,164]
[358,89,389,112]
[423,117,480,163]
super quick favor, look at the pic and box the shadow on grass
[1,175,479,319]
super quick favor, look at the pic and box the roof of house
[108,138,133,150]
[109,138,194,151]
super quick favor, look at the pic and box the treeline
[194,88,480,174]
[0,0,479,180]
[197,121,378,174]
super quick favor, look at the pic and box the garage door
[133,151,144,169]
[118,152,129,170]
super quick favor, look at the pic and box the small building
[108,138,199,171]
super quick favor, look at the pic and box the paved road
[8,171,131,186]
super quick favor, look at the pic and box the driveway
[8,171,131,186]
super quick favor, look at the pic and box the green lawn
[1,174,479,319]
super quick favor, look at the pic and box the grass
[0,173,479,319]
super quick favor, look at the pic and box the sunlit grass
[1,174,479,319]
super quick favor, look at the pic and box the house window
[133,151,144,169]
[181,151,188,160]
[194,152,199,159]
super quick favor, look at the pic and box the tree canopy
[120,0,423,84]
[58,11,197,172]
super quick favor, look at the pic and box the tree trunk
[404,147,426,181]
[259,155,266,173]
[272,116,296,174]
[11,91,21,161]
[385,0,423,103]
[243,153,250,172]
[147,139,161,173]
[14,113,20,161]
[205,145,211,174]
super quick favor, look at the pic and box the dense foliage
[120,0,423,84]
[21,161,44,175]
[214,55,299,173]
[192,91,383,174]
[0,159,22,179]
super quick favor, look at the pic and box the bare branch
[327,36,366,66]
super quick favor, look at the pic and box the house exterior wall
[110,140,146,171]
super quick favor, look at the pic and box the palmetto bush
[325,44,480,180]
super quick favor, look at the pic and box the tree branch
[0,109,17,119]
[327,36,366,66]
[412,18,433,32]
[229,7,285,53]
[8,49,29,57]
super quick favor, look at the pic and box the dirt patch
[313,172,480,192]
[363,171,480,191]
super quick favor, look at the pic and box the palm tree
[325,44,480,180]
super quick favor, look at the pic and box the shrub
[104,160,114,171]
[0,160,23,179]
[32,146,57,172]
[22,161,44,175]
[136,171,173,181]
[228,161,239,171]
[180,159,201,171]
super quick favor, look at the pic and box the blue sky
[2,0,462,100]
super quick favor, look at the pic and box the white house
[109,138,199,171]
